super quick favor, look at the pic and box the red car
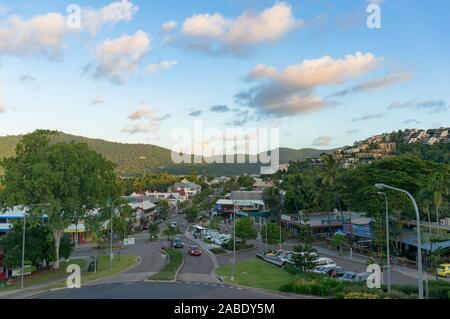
[189,246,202,256]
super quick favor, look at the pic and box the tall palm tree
[320,154,342,235]
[427,173,449,236]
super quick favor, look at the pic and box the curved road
[34,281,291,299]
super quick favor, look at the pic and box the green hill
[0,132,330,176]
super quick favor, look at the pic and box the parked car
[171,238,184,248]
[355,272,372,282]
[437,263,450,278]
[266,249,285,257]
[314,257,336,268]
[214,235,231,245]
[170,222,177,228]
[327,266,346,278]
[279,251,296,265]
[204,230,220,240]
[338,271,357,282]
[313,265,335,274]
[189,246,202,256]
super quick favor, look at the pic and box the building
[171,179,201,198]
[252,178,274,191]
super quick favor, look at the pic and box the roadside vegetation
[149,248,183,281]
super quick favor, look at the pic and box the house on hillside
[171,179,201,198]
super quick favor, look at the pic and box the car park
[189,246,202,256]
[171,238,184,248]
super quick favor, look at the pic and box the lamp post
[231,201,236,281]
[20,210,27,289]
[110,198,123,272]
[377,191,391,293]
[375,183,423,299]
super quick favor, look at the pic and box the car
[327,266,346,278]
[437,263,450,278]
[266,249,285,257]
[171,238,184,248]
[355,272,372,282]
[313,265,335,274]
[170,222,177,228]
[314,257,336,268]
[189,246,202,256]
[279,251,297,265]
[338,271,357,282]
[204,230,220,240]
[214,235,231,245]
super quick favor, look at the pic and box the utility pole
[20,212,26,289]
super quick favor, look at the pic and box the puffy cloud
[81,0,138,34]
[0,13,67,58]
[236,52,380,117]
[176,2,302,55]
[351,113,386,122]
[146,60,178,75]
[123,103,170,134]
[312,135,332,146]
[94,30,150,83]
[161,20,178,32]
[210,105,230,113]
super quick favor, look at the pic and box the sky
[0,0,449,154]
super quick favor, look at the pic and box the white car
[313,265,336,274]
[214,234,231,245]
[314,257,336,268]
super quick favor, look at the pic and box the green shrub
[210,247,226,255]
[344,292,380,299]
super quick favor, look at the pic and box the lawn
[215,258,295,291]
[0,259,87,291]
[45,254,138,289]
[149,248,183,281]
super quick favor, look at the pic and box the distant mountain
[0,132,332,176]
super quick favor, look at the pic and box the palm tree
[319,154,342,235]
[427,173,449,236]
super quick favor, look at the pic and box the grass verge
[45,254,138,290]
[0,259,87,291]
[215,258,294,291]
[149,248,183,281]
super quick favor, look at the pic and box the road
[34,281,292,299]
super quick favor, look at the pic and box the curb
[145,248,185,283]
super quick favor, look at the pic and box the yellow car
[437,264,450,278]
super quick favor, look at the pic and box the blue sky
[0,0,449,153]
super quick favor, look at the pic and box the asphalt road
[34,282,291,299]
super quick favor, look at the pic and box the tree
[261,221,286,245]
[209,216,222,230]
[157,199,170,221]
[59,234,74,260]
[184,207,198,223]
[148,222,159,242]
[0,220,56,269]
[263,187,283,216]
[235,218,257,245]
[292,244,318,272]
[0,130,121,269]
[427,172,449,236]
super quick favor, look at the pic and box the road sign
[124,237,135,246]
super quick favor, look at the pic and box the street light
[110,198,123,272]
[377,191,391,293]
[231,201,236,281]
[375,183,424,299]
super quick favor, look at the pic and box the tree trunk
[53,230,61,270]
[435,207,440,236]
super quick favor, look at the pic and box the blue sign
[342,222,372,239]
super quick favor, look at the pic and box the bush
[279,277,345,297]
[344,292,380,299]
[59,234,75,260]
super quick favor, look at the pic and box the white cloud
[0,13,67,58]
[94,30,150,83]
[146,60,178,75]
[236,52,381,117]
[82,0,139,34]
[123,103,171,134]
[161,20,178,32]
[178,2,302,54]
[312,135,332,147]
